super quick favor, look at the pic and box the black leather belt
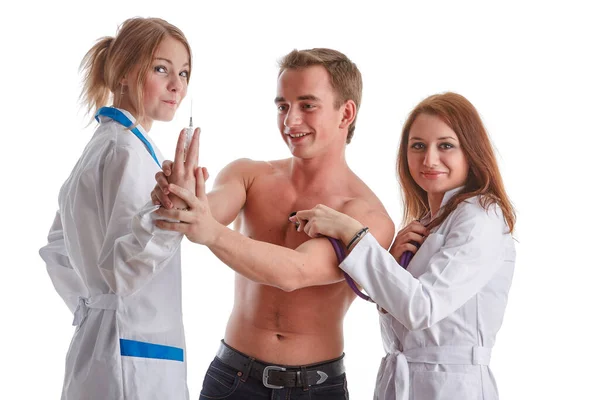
[216,340,345,389]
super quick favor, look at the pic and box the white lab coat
[341,188,516,400]
[39,110,188,400]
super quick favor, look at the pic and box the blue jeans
[199,356,350,399]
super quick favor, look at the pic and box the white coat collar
[97,107,148,135]
[421,186,465,224]
[440,186,464,210]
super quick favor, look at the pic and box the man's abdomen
[224,277,353,365]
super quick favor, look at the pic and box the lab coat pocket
[408,233,446,277]
[412,370,480,400]
[122,355,187,399]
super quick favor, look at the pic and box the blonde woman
[39,17,198,399]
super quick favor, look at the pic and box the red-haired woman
[292,92,517,400]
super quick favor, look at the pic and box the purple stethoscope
[289,213,422,303]
[326,237,421,303]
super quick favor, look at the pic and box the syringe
[184,116,193,153]
[184,98,194,156]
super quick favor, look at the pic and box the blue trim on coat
[120,339,184,362]
[95,107,161,167]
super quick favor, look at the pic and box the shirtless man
[153,48,394,399]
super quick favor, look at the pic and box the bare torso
[223,158,388,364]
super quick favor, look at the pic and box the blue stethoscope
[94,107,161,168]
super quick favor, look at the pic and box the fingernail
[164,189,169,194]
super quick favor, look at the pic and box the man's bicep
[207,159,251,226]
[294,237,345,287]
[292,203,395,288]
[365,211,395,249]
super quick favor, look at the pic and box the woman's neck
[428,193,443,217]
[116,97,152,132]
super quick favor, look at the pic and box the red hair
[397,92,516,233]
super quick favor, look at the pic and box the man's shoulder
[340,196,395,247]
[340,196,371,214]
[341,196,391,224]
[343,174,389,216]
[215,158,290,192]
[223,157,289,174]
[217,158,274,181]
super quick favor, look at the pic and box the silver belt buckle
[316,370,328,385]
[262,365,286,389]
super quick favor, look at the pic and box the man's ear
[339,100,357,129]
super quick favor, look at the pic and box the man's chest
[238,178,349,248]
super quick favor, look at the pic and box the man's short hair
[278,48,362,144]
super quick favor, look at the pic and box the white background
[2,1,598,398]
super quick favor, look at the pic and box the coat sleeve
[340,202,514,331]
[39,211,88,313]
[97,145,183,296]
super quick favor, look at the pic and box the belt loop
[300,366,309,391]
[472,346,491,365]
[241,357,255,382]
